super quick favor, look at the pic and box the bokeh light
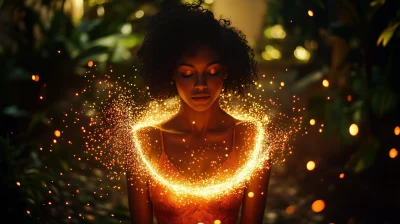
[322,79,329,87]
[135,10,144,18]
[389,148,398,159]
[311,200,325,212]
[294,46,311,61]
[54,130,61,137]
[285,205,295,215]
[349,124,359,136]
[306,161,316,171]
[394,126,400,135]
[32,74,40,82]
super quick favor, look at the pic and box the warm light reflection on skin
[130,96,269,198]
[75,72,303,202]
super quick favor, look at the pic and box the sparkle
[61,70,302,203]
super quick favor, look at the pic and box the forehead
[178,45,220,64]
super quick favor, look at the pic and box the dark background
[1,0,399,223]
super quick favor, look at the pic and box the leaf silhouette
[376,22,400,47]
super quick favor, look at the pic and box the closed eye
[207,65,222,76]
[177,66,195,77]
[180,70,194,77]
[207,68,220,75]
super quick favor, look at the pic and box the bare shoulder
[234,120,259,166]
[235,120,258,135]
[136,125,160,139]
[134,125,162,162]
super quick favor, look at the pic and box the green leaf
[60,160,69,171]
[377,22,400,47]
[89,34,122,48]
[3,105,29,117]
[119,35,142,48]
[110,44,131,63]
[27,112,48,134]
[312,0,325,8]
[370,0,386,7]
[74,45,110,64]
[345,136,380,173]
[371,86,399,117]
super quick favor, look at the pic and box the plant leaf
[377,22,400,47]
[345,136,380,173]
[371,86,399,117]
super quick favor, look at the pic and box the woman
[127,2,271,223]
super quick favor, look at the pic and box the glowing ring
[131,111,269,198]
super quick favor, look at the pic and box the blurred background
[1,0,399,223]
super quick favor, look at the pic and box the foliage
[288,0,400,173]
[0,0,153,222]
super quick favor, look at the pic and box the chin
[184,96,217,112]
[187,101,212,112]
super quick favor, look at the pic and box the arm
[235,121,272,223]
[126,169,153,224]
[126,126,160,224]
[239,162,271,224]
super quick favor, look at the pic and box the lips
[191,94,210,102]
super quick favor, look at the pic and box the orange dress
[149,126,245,224]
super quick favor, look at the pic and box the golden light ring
[130,100,270,198]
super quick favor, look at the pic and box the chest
[160,130,235,179]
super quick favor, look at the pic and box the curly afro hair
[137,1,258,98]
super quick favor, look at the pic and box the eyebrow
[177,60,221,67]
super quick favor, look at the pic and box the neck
[177,98,223,136]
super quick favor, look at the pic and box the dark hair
[137,1,258,98]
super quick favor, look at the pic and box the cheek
[175,78,193,94]
[208,77,225,91]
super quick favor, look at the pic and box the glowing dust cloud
[65,69,305,200]
[130,96,268,198]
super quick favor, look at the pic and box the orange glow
[32,75,39,82]
[286,205,295,214]
[27,210,31,215]
[311,200,325,212]
[394,126,400,135]
[339,173,344,179]
[308,10,314,17]
[322,79,329,87]
[306,161,316,171]
[347,95,352,102]
[16,182,21,186]
[88,61,94,67]
[389,148,398,159]
[214,220,221,224]
[54,130,61,137]
[349,124,359,136]
[310,119,316,125]
[248,192,254,198]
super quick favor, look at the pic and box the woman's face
[173,46,226,112]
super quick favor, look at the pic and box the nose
[194,73,207,90]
